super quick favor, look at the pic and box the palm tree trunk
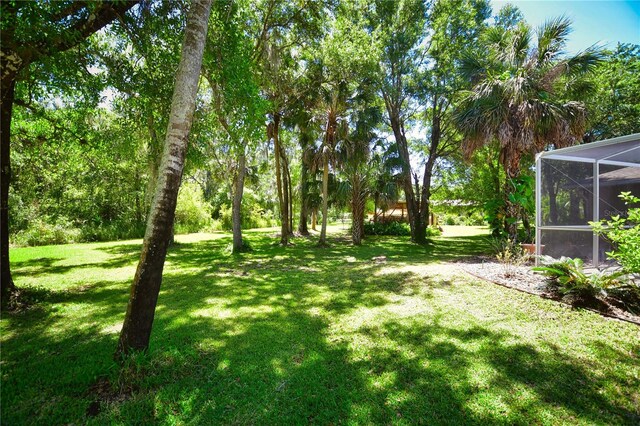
[231,151,246,252]
[270,114,288,245]
[285,155,293,234]
[319,153,329,245]
[298,160,309,235]
[116,0,212,357]
[351,178,366,245]
[280,144,292,237]
[311,209,317,231]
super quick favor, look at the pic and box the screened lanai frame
[535,133,640,267]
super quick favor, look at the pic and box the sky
[490,0,640,53]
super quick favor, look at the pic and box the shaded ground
[2,226,639,425]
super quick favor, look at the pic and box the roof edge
[538,133,640,158]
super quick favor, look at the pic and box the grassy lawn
[2,226,639,425]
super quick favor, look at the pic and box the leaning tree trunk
[231,151,246,252]
[116,0,212,357]
[0,78,16,306]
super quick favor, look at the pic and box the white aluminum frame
[535,134,640,266]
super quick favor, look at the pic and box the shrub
[590,192,640,274]
[533,257,626,298]
[174,182,212,234]
[79,221,146,242]
[218,192,277,232]
[363,222,441,237]
[12,217,81,246]
[364,221,411,236]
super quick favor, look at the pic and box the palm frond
[536,15,572,64]
[565,45,605,75]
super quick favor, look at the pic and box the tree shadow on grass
[3,232,638,424]
[12,243,142,278]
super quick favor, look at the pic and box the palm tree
[317,87,349,245]
[455,17,602,238]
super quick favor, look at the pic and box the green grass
[2,226,639,425]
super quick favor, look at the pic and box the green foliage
[364,221,411,236]
[483,196,508,239]
[11,217,81,247]
[174,183,212,234]
[533,257,626,298]
[216,189,276,231]
[587,43,640,139]
[482,174,535,241]
[363,221,441,237]
[441,213,485,226]
[508,175,535,243]
[590,192,640,274]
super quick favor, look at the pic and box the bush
[363,222,441,237]
[218,200,276,232]
[439,213,485,226]
[12,217,81,246]
[590,192,640,274]
[533,256,626,299]
[79,221,146,242]
[426,226,442,237]
[364,221,411,236]
[174,182,212,234]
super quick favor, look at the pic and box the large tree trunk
[0,78,16,306]
[415,114,441,244]
[373,193,379,223]
[116,0,212,357]
[389,113,418,241]
[231,151,246,252]
[319,153,330,245]
[502,150,520,241]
